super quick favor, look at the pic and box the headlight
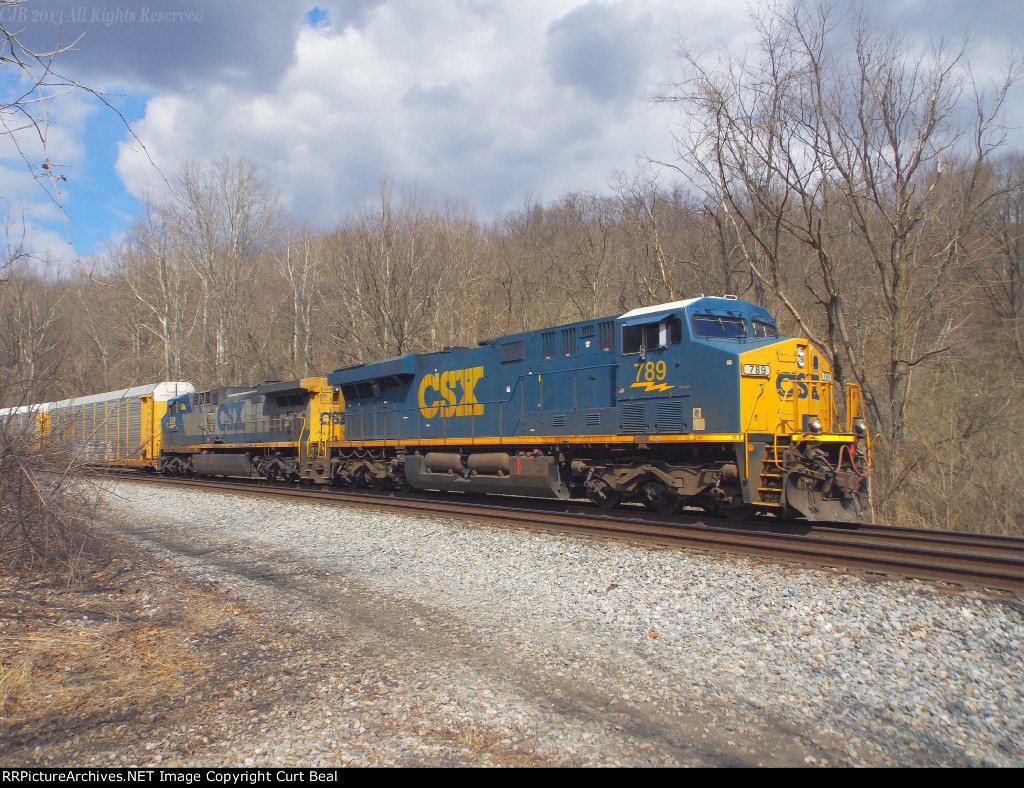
[808,417,822,434]
[796,346,806,369]
[853,418,868,438]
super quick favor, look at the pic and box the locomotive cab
[612,297,870,521]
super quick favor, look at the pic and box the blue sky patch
[303,6,331,28]
[65,92,150,255]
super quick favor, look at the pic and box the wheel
[642,482,682,514]
[589,489,621,510]
[719,495,755,521]
[645,496,682,514]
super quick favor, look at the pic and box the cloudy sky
[2,0,1022,262]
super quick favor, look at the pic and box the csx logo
[418,366,484,419]
[216,401,246,431]
[776,373,821,400]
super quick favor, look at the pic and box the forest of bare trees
[2,0,1022,536]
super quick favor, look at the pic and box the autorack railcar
[0,382,195,470]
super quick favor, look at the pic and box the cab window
[622,322,661,354]
[623,317,684,353]
[668,317,682,344]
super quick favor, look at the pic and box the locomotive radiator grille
[619,404,646,433]
[656,402,685,432]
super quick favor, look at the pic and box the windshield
[692,314,748,339]
[751,318,779,338]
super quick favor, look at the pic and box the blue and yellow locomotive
[325,295,870,521]
[159,377,342,480]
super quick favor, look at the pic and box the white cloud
[0,182,80,270]
[114,0,751,225]
[61,0,1015,242]
[0,0,1019,269]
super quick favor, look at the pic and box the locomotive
[155,295,871,522]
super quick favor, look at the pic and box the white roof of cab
[153,382,196,402]
[619,298,702,320]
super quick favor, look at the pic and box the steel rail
[103,474,1024,595]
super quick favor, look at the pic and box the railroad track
[104,473,1024,595]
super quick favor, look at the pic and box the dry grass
[0,552,246,758]
[0,657,32,718]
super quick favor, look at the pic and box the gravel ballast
[98,481,1023,767]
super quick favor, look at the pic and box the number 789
[634,360,667,382]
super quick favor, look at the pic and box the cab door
[615,316,687,435]
[617,316,681,400]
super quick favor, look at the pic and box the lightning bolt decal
[630,382,675,392]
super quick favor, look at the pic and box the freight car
[322,295,871,521]
[0,382,195,470]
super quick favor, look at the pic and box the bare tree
[662,0,1022,458]
[276,224,324,378]
[1,0,153,235]
[323,180,477,362]
[1,0,82,224]
[0,201,30,284]
[0,261,69,403]
[488,196,563,335]
[973,153,1024,365]
[0,2,164,581]
[0,413,99,577]
[108,199,199,380]
[613,167,754,306]
[169,157,280,384]
[541,191,620,321]
[614,169,682,305]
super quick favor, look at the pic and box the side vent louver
[657,402,686,432]
[619,404,646,433]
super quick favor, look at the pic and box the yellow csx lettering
[418,366,485,419]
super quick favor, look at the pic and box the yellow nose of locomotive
[738,340,870,522]
[739,339,835,437]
